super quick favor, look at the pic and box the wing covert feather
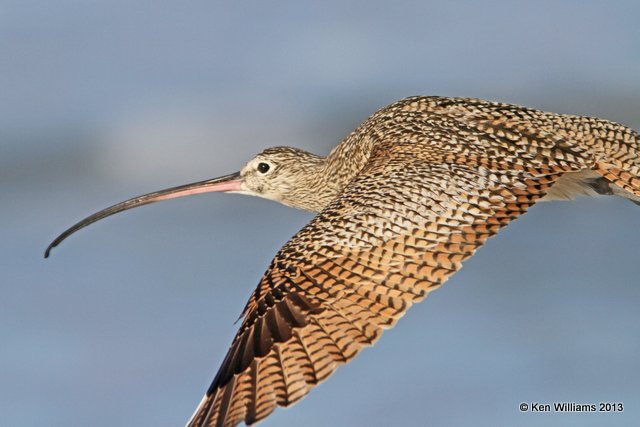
[187,141,569,427]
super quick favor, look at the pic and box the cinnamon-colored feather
[186,95,637,426]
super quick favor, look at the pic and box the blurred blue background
[2,1,639,426]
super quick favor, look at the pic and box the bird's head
[44,146,333,258]
[237,146,330,211]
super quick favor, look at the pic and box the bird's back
[326,96,639,205]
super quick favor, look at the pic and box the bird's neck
[304,128,377,212]
[326,121,378,181]
[281,120,379,213]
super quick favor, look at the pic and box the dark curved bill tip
[44,172,242,258]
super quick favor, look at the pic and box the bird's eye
[257,162,271,174]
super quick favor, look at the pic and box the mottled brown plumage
[45,96,640,427]
[187,97,640,427]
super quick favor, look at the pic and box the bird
[45,96,640,427]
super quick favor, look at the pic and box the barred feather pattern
[187,96,639,427]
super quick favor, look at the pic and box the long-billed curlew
[46,96,640,426]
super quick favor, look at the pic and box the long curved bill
[44,172,243,258]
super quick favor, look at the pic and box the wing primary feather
[292,328,318,383]
[246,359,259,424]
[215,376,236,427]
[281,296,309,327]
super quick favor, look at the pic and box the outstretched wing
[187,116,577,427]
